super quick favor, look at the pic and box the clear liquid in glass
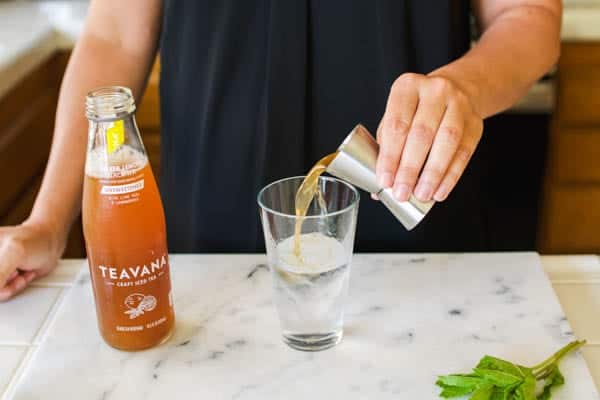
[273,232,349,351]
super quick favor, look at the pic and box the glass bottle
[82,86,174,351]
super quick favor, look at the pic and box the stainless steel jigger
[326,124,434,230]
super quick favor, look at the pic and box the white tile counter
[0,253,599,399]
[0,257,80,399]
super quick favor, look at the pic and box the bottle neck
[84,87,147,179]
[85,115,148,179]
[89,114,136,136]
[86,86,136,122]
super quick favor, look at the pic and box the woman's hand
[0,221,65,301]
[376,73,483,203]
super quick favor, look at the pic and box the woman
[0,0,561,300]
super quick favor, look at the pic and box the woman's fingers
[375,73,483,203]
[0,271,35,302]
[414,100,464,201]
[392,78,449,201]
[0,235,25,292]
[6,270,18,282]
[433,116,483,201]
[376,75,419,189]
[0,223,60,302]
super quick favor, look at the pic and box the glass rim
[257,175,360,219]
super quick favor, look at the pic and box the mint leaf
[473,368,523,387]
[515,374,536,400]
[437,341,586,399]
[490,387,509,400]
[436,374,484,398]
[437,374,483,389]
[537,367,565,400]
[470,383,494,400]
[439,384,475,398]
[477,356,525,377]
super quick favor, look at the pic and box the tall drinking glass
[257,176,359,351]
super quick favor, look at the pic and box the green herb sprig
[436,340,586,400]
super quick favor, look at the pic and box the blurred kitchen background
[0,0,598,256]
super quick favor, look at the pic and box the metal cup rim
[257,175,360,219]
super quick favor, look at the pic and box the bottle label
[124,293,158,319]
[97,166,146,206]
[93,253,172,332]
[97,254,168,283]
[106,120,125,154]
[101,179,144,195]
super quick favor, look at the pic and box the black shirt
[159,0,487,252]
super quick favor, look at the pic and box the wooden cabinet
[549,128,600,183]
[555,43,600,125]
[0,52,87,257]
[539,42,600,253]
[0,54,62,219]
[0,52,162,258]
[541,186,600,252]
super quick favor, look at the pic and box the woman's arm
[0,0,163,301]
[376,0,561,203]
[434,0,562,118]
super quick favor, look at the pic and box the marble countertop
[0,1,600,113]
[0,253,599,399]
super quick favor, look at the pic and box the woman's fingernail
[371,193,380,201]
[393,184,411,201]
[7,271,18,282]
[415,183,433,201]
[378,172,394,188]
[434,186,449,201]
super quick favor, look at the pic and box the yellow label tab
[106,120,125,154]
